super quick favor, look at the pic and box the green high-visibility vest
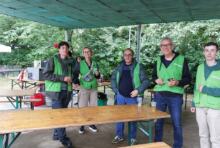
[116,63,142,95]
[80,60,98,89]
[194,63,220,109]
[154,55,184,94]
[45,56,72,92]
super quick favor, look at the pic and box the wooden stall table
[9,77,44,90]
[0,105,170,148]
[119,142,171,148]
[0,89,37,109]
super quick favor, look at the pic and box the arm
[202,86,220,97]
[152,62,158,84]
[178,59,192,87]
[72,59,80,84]
[136,64,150,94]
[111,66,119,94]
[94,62,100,79]
[43,58,65,82]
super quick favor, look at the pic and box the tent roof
[0,0,220,28]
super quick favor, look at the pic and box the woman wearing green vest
[191,42,220,148]
[43,41,78,148]
[77,47,100,134]
[152,37,191,148]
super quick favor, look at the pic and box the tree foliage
[1,14,220,89]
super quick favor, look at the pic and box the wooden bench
[0,98,41,110]
[0,105,170,148]
[0,89,36,109]
[119,142,171,148]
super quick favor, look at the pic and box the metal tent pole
[136,24,142,63]
[128,26,131,48]
[64,29,73,51]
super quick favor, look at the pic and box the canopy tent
[1,0,220,62]
[0,0,220,29]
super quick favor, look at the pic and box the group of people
[43,37,220,148]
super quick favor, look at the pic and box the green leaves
[1,14,220,87]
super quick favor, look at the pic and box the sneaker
[60,137,73,148]
[130,138,137,145]
[78,126,85,134]
[88,125,98,133]
[112,136,124,144]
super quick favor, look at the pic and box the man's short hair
[160,37,173,45]
[204,42,219,50]
[123,48,134,56]
[58,41,69,49]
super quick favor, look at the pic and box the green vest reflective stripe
[194,64,220,109]
[80,60,98,89]
[116,63,142,95]
[45,56,72,92]
[154,55,184,94]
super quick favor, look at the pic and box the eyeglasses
[160,44,172,48]
[124,54,133,57]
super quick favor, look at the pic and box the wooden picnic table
[0,105,170,147]
[9,77,44,90]
[120,142,171,148]
[0,89,36,109]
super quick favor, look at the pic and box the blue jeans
[154,92,183,148]
[52,90,71,140]
[116,93,137,139]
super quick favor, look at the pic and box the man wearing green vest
[77,47,100,134]
[191,42,220,148]
[111,48,149,145]
[152,37,191,148]
[43,41,77,148]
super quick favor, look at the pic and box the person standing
[191,42,220,148]
[111,48,149,145]
[77,47,100,134]
[152,37,191,148]
[43,41,77,148]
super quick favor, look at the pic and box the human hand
[198,85,203,92]
[155,79,164,85]
[130,90,138,98]
[64,76,72,83]
[191,107,196,113]
[168,80,179,87]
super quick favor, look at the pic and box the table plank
[119,142,171,148]
[0,105,170,134]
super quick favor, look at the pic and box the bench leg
[15,97,19,109]
[7,133,21,148]
[148,120,153,143]
[4,134,9,148]
[31,103,34,110]
[0,134,3,148]
[138,120,154,143]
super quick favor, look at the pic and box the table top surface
[98,81,111,86]
[0,89,36,97]
[119,142,171,148]
[0,105,170,134]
